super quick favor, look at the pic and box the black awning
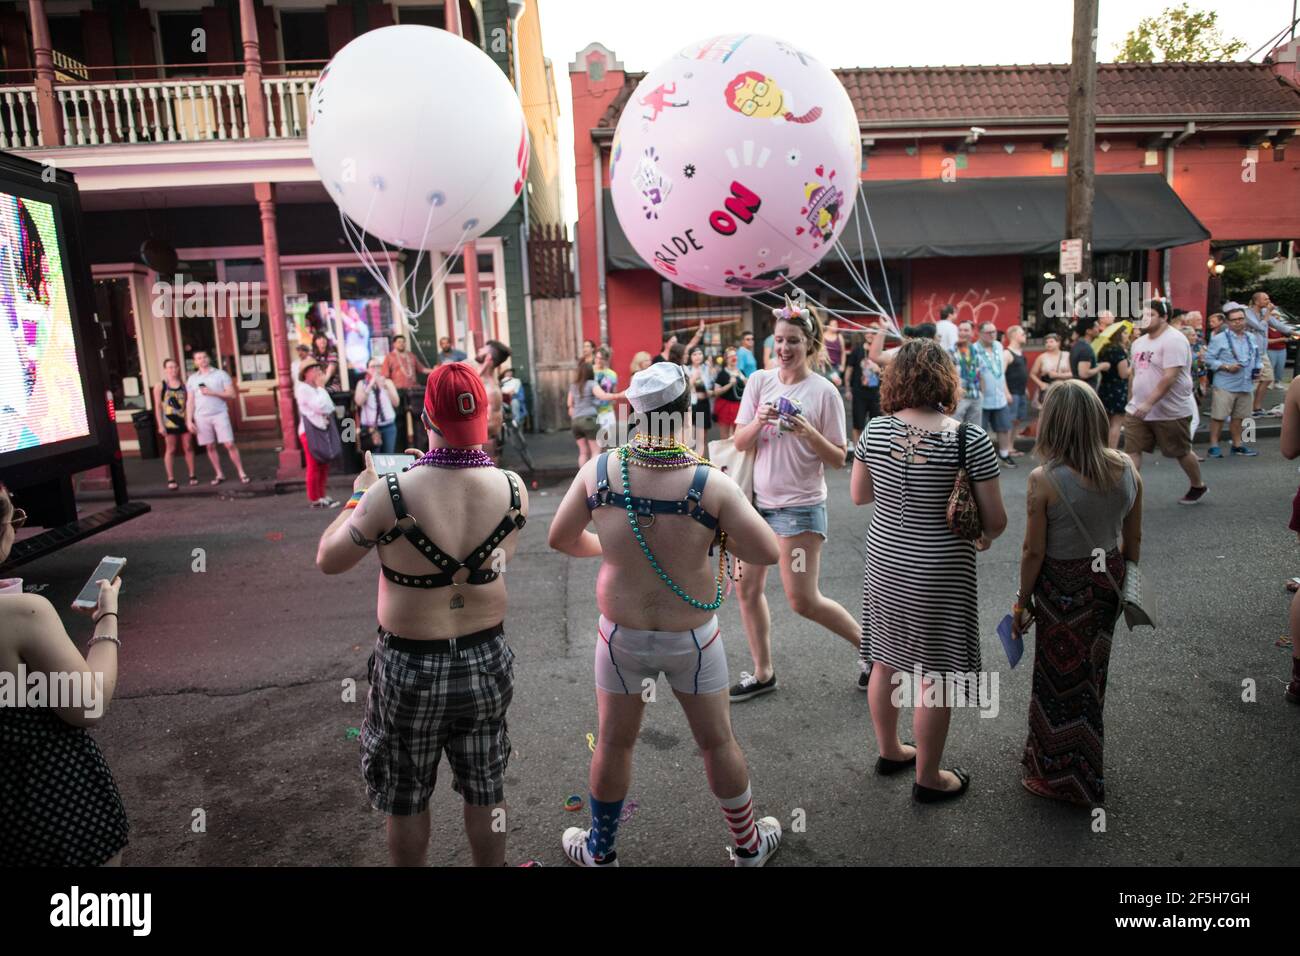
[604,173,1209,270]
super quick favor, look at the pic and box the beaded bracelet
[343,490,365,511]
[88,634,121,650]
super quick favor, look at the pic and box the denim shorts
[982,404,1013,434]
[1008,393,1030,423]
[759,502,828,539]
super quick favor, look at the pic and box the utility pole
[1065,0,1099,295]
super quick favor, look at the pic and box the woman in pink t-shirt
[729,299,860,702]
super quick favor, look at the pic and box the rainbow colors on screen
[0,192,88,455]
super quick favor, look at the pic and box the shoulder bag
[946,422,983,541]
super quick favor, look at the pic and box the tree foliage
[1115,3,1246,62]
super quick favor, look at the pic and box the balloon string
[858,189,897,322]
[832,233,888,317]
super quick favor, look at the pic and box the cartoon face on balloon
[609,33,859,297]
[725,71,822,124]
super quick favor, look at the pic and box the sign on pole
[1059,238,1083,275]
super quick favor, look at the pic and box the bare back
[366,466,528,640]
[585,456,729,632]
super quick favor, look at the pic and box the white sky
[538,0,1298,226]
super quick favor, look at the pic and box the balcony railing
[1,88,41,149]
[0,67,318,149]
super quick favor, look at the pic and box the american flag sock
[586,795,624,861]
[719,785,760,855]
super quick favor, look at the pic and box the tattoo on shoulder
[348,524,378,550]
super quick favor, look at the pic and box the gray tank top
[1044,461,1136,560]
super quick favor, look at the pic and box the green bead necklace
[618,444,727,611]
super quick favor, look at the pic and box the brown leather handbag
[946,423,983,541]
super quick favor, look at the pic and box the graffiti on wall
[921,288,1007,327]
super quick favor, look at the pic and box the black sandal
[167,479,179,491]
[875,743,917,776]
[912,767,971,804]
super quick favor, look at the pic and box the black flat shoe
[875,744,917,776]
[912,767,971,803]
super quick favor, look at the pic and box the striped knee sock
[586,795,624,861]
[719,785,760,854]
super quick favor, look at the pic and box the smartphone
[72,556,127,610]
[371,454,417,475]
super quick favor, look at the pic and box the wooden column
[239,0,268,137]
[240,2,298,476]
[445,0,483,353]
[257,182,302,478]
[28,0,64,146]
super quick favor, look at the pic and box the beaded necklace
[624,433,706,469]
[410,447,495,469]
[617,441,729,611]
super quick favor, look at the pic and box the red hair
[724,71,766,112]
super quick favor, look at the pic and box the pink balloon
[610,34,861,298]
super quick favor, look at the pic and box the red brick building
[569,40,1300,370]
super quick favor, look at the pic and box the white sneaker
[322,496,341,508]
[729,816,782,867]
[309,498,325,509]
[562,827,619,867]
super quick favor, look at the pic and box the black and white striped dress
[855,416,1000,686]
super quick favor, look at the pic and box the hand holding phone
[72,556,126,613]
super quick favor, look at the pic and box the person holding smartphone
[355,357,400,455]
[186,349,250,485]
[0,484,129,865]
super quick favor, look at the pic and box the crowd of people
[6,288,1296,868]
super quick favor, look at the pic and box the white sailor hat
[626,361,690,413]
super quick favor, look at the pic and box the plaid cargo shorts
[361,625,515,814]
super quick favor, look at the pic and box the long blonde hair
[1035,379,1126,490]
[770,295,828,370]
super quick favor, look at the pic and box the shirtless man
[316,363,529,866]
[476,340,511,463]
[548,363,784,866]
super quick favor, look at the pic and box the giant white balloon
[610,34,861,296]
[308,26,528,251]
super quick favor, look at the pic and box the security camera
[508,0,527,21]
[970,126,986,137]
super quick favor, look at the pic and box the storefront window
[661,283,745,357]
[337,266,396,380]
[1022,251,1145,338]
[95,277,145,410]
[172,260,219,374]
[451,288,493,352]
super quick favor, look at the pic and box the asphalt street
[17,436,1300,866]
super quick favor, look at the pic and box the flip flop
[167,480,179,491]
[210,477,225,486]
[912,767,971,804]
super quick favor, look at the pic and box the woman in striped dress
[851,339,1007,803]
